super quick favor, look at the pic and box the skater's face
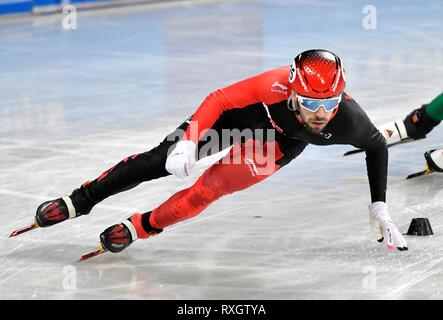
[291,92,337,134]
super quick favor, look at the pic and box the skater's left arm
[355,123,408,251]
[360,126,388,203]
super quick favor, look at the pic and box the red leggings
[149,140,283,229]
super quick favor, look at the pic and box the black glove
[403,105,441,139]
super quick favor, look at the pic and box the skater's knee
[199,162,266,197]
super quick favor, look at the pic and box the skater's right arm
[181,66,290,143]
[166,66,290,179]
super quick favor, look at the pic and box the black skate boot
[404,105,441,139]
[11,182,100,237]
[100,212,162,253]
[36,181,100,228]
[11,194,80,237]
[424,149,443,173]
[35,196,77,228]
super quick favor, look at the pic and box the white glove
[165,140,197,179]
[368,201,408,251]
[377,119,408,145]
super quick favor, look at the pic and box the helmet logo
[304,66,315,75]
[289,61,296,83]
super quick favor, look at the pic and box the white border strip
[61,196,76,219]
[122,219,138,241]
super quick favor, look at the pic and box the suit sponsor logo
[272,82,287,90]
[321,132,332,139]
[244,157,258,177]
[271,82,288,95]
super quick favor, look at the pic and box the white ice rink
[1,0,443,299]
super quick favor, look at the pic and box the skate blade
[343,138,415,156]
[9,219,39,237]
[78,244,107,262]
[406,165,433,180]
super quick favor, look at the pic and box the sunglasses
[297,95,342,112]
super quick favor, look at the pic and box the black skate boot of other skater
[404,105,441,139]
[100,212,163,253]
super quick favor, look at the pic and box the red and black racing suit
[71,66,387,231]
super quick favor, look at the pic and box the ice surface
[0,0,442,299]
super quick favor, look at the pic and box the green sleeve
[426,92,443,121]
